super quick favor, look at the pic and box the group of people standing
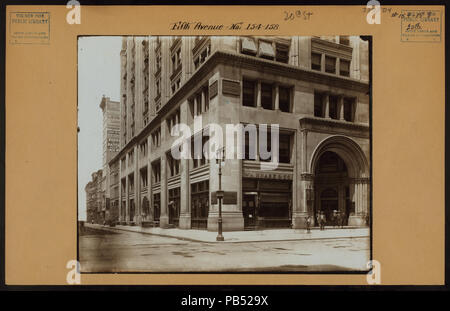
[305,210,346,233]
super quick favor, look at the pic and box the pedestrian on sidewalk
[319,212,326,230]
[305,216,311,233]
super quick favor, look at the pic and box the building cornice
[109,51,369,165]
[299,117,370,139]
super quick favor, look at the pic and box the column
[348,181,366,227]
[301,130,308,172]
[256,81,262,108]
[134,145,139,224]
[321,53,326,72]
[293,174,313,229]
[274,84,279,111]
[323,93,330,118]
[147,136,153,223]
[336,57,341,76]
[362,182,367,221]
[125,155,129,224]
[118,159,122,223]
[193,95,198,116]
[159,153,169,227]
[338,96,345,120]
[179,157,191,229]
[201,89,205,113]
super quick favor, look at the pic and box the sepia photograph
[77,35,371,273]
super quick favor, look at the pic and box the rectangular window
[128,174,134,192]
[325,55,336,74]
[241,37,257,56]
[190,180,209,229]
[191,136,209,168]
[261,83,273,110]
[314,93,324,117]
[258,40,275,60]
[344,97,355,122]
[152,127,161,148]
[171,78,181,95]
[259,127,272,162]
[155,51,161,73]
[243,125,258,161]
[140,168,148,188]
[152,161,161,183]
[340,59,350,77]
[167,153,180,177]
[311,53,321,71]
[139,141,148,158]
[329,96,338,119]
[167,108,180,134]
[156,79,161,98]
[128,150,134,167]
[195,93,202,116]
[279,86,291,112]
[340,36,350,46]
[121,178,126,194]
[189,98,195,119]
[153,193,161,222]
[275,43,289,63]
[242,80,256,107]
[279,133,291,164]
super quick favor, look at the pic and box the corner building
[109,36,370,230]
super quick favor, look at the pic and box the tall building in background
[109,36,370,231]
[99,96,120,224]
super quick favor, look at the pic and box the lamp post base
[216,235,224,241]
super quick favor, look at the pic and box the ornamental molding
[299,117,370,139]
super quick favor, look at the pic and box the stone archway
[309,135,369,227]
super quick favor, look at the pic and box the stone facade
[109,36,370,231]
[85,169,104,224]
[99,96,120,223]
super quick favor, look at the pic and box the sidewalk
[84,223,369,243]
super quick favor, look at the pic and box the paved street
[79,226,370,272]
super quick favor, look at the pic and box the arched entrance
[315,152,350,226]
[309,136,369,227]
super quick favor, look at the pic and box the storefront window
[190,180,209,229]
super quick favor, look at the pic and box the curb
[86,224,369,244]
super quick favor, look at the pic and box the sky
[78,36,122,220]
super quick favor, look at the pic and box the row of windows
[314,93,356,122]
[243,79,292,112]
[311,52,351,77]
[193,39,211,70]
[241,37,289,64]
[243,128,292,163]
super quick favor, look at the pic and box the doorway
[320,188,338,226]
[242,193,257,229]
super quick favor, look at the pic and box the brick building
[108,36,370,230]
[85,169,104,224]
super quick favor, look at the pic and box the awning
[258,41,275,58]
[241,37,257,54]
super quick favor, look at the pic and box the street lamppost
[216,147,225,241]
